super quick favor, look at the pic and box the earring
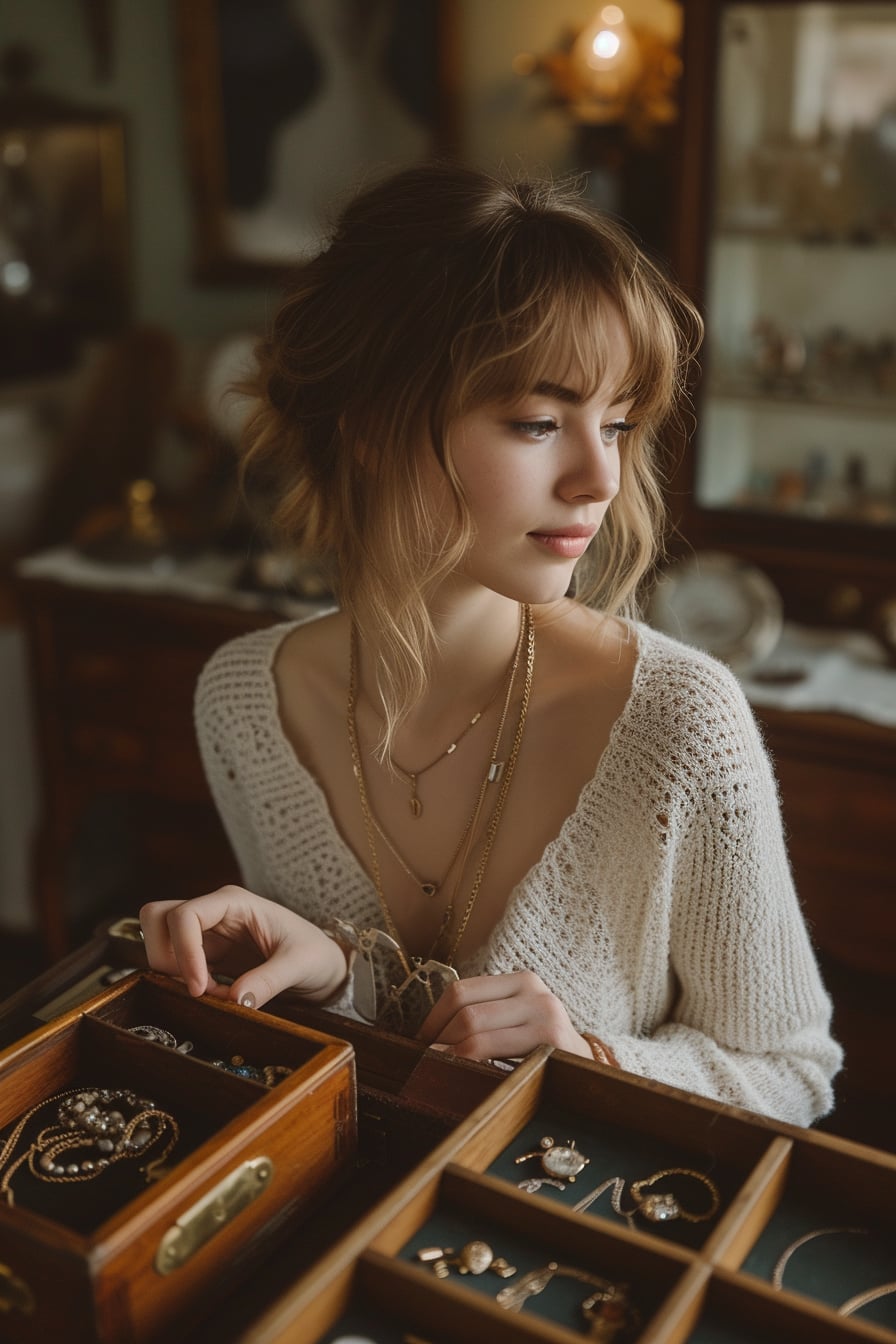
[417,1241,516,1279]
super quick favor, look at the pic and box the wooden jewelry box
[242,1047,896,1344]
[0,924,509,1342]
[0,971,357,1344]
[4,924,895,1343]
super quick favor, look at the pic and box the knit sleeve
[596,652,842,1127]
[194,633,272,892]
[193,626,365,1021]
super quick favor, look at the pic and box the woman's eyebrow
[533,380,584,404]
[533,380,632,408]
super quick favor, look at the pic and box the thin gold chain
[436,606,535,966]
[388,673,506,818]
[367,803,474,898]
[354,615,527,899]
[347,605,533,964]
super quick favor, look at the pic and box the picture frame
[0,108,129,381]
[174,0,460,283]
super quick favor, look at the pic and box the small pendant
[420,881,438,898]
[408,774,422,818]
[488,761,504,783]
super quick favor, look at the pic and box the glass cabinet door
[697,2,896,529]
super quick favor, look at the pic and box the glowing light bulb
[592,30,621,61]
[570,6,644,117]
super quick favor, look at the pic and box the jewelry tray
[1,926,894,1343]
[0,972,357,1344]
[246,1048,896,1344]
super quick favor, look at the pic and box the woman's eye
[601,420,636,445]
[511,419,559,441]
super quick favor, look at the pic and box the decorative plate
[646,552,783,670]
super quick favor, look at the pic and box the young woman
[140,163,841,1127]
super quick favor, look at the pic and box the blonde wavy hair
[241,162,702,746]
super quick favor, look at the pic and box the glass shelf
[696,1,896,530]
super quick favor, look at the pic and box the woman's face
[433,308,635,606]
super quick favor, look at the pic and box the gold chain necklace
[432,606,535,966]
[347,604,534,964]
[354,613,526,899]
[388,676,506,819]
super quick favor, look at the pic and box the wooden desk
[752,703,895,1152]
[17,575,896,1151]
[18,573,285,962]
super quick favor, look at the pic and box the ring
[629,1168,720,1224]
[129,1025,177,1048]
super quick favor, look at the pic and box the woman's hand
[416,971,594,1062]
[139,886,348,1009]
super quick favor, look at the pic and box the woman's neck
[360,588,537,747]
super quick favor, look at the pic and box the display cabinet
[670,0,896,634]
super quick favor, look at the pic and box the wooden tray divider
[365,1167,444,1256]
[785,1133,896,1220]
[633,1262,712,1344]
[236,1258,359,1344]
[238,1051,552,1340]
[701,1136,793,1270]
[78,1015,265,1113]
[710,1265,896,1343]
[436,1163,695,1278]
[84,972,332,1075]
[269,994,499,1096]
[0,1019,81,1126]
[357,1247,596,1342]
[544,1053,780,1168]
[445,1050,549,1172]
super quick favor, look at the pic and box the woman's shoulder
[196,607,340,711]
[625,622,765,757]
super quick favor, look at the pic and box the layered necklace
[346,603,535,975]
[387,677,505,820]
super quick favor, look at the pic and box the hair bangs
[447,273,629,418]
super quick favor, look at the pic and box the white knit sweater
[195,618,841,1127]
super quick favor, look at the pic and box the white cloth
[195,618,842,1127]
[740,623,896,728]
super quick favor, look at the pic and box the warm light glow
[592,29,622,61]
[570,7,644,116]
[520,3,681,135]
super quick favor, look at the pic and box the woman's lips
[528,528,596,559]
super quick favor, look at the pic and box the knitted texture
[195,618,841,1127]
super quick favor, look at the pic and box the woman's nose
[558,430,620,503]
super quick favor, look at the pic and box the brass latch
[155,1156,274,1275]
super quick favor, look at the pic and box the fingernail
[239,992,256,1009]
[428,1042,452,1053]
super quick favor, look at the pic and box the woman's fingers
[140,887,265,997]
[229,939,323,1010]
[418,970,592,1061]
[139,889,349,1006]
[416,971,532,1044]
